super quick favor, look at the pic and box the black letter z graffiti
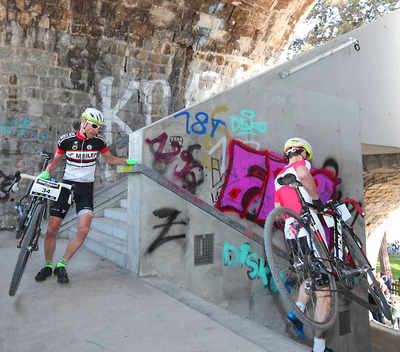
[147,208,187,253]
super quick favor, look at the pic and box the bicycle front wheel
[264,207,338,331]
[342,228,392,320]
[9,203,45,296]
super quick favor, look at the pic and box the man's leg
[62,213,93,261]
[312,286,331,352]
[35,216,63,281]
[54,213,93,284]
[287,280,310,339]
[44,216,63,261]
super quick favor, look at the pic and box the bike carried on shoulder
[3,152,74,296]
[264,173,391,332]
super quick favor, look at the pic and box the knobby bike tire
[264,207,338,331]
[342,228,392,320]
[9,202,45,296]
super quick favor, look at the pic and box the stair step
[91,217,127,240]
[68,228,126,267]
[104,208,127,222]
[120,199,128,208]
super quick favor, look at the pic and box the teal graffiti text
[223,241,281,293]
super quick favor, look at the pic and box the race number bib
[30,178,62,201]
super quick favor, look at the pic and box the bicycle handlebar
[2,172,73,198]
[307,198,366,218]
[341,198,366,217]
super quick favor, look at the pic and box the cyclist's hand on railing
[127,159,138,165]
[312,198,325,213]
[38,171,50,179]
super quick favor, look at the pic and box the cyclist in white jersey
[34,108,137,284]
[274,138,333,352]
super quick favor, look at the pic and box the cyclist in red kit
[274,138,333,352]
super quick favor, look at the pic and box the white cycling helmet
[284,137,313,160]
[81,108,105,126]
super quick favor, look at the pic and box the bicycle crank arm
[339,267,367,279]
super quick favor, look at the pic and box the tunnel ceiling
[2,0,316,65]
[364,165,400,239]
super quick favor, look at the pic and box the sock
[313,337,326,352]
[296,301,306,313]
[44,261,53,268]
[56,258,68,268]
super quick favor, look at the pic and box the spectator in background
[382,270,393,294]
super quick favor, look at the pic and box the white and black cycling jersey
[56,130,109,182]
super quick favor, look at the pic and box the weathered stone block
[19,140,44,154]
[18,11,32,25]
[62,105,82,119]
[23,87,49,100]
[49,89,73,103]
[43,103,62,117]
[73,92,90,105]
[0,47,16,61]
[48,67,71,78]
[39,77,61,89]
[6,99,29,114]
[0,5,6,21]
[101,2,116,20]
[31,64,49,77]
[16,47,57,65]
[28,102,43,117]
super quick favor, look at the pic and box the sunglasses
[87,121,101,130]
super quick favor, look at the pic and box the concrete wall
[122,9,400,352]
[127,169,362,350]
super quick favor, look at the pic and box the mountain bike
[264,173,391,332]
[4,152,74,296]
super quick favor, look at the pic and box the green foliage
[376,256,400,279]
[290,0,400,54]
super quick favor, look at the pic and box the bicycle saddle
[277,173,301,187]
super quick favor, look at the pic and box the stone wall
[0,0,316,228]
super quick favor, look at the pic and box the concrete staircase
[47,176,129,268]
[68,198,128,267]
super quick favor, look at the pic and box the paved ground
[0,230,310,352]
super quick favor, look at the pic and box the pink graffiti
[146,132,204,193]
[216,140,341,224]
[146,132,181,164]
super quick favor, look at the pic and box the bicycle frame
[6,152,74,296]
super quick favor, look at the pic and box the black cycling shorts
[50,180,94,219]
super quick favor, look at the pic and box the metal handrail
[118,163,264,246]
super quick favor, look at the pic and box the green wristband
[39,171,50,179]
[127,159,137,166]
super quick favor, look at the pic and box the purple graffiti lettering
[174,150,204,192]
[146,132,181,164]
[216,140,341,224]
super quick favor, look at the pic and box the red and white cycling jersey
[274,160,327,244]
[274,160,313,215]
[56,130,109,183]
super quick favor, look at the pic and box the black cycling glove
[312,199,325,213]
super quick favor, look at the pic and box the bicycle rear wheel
[264,207,338,331]
[9,202,45,296]
[342,227,392,320]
